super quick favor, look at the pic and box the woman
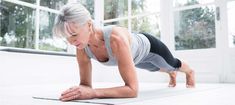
[53,3,195,101]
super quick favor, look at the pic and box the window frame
[101,0,160,33]
[1,0,161,54]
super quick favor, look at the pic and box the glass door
[227,0,235,48]
[226,0,235,82]
[172,0,222,83]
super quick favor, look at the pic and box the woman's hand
[60,85,96,101]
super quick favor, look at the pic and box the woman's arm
[94,27,138,98]
[76,49,92,87]
[60,49,94,101]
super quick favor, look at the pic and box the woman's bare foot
[178,61,195,88]
[186,70,195,88]
[168,71,177,87]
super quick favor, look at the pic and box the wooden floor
[1,83,234,105]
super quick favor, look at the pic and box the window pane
[174,6,216,50]
[39,10,67,52]
[78,0,94,19]
[131,14,160,38]
[132,0,160,15]
[20,0,36,4]
[0,1,35,49]
[104,20,128,28]
[40,0,67,10]
[174,0,214,7]
[228,1,235,47]
[104,0,128,20]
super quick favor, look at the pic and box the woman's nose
[72,40,79,45]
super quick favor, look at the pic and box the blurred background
[0,0,235,87]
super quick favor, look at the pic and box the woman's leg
[141,32,195,88]
[159,62,195,88]
[160,66,195,88]
[159,69,177,87]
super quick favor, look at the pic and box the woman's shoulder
[109,26,131,57]
[102,25,128,41]
[110,26,128,36]
[103,25,127,33]
[109,26,131,47]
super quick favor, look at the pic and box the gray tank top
[84,26,150,66]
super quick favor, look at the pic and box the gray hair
[53,3,92,37]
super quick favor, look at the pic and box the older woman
[53,3,195,101]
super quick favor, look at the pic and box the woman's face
[65,22,91,49]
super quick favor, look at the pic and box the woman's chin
[76,44,86,49]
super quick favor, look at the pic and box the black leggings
[140,32,182,68]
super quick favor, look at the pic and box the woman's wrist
[79,83,92,88]
[93,88,101,98]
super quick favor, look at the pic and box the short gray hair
[53,3,92,37]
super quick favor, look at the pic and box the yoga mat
[33,84,221,105]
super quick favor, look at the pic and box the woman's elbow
[131,91,138,98]
[128,88,138,98]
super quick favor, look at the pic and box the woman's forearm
[94,85,138,98]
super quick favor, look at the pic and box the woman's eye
[71,33,77,36]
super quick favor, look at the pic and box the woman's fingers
[60,92,80,101]
[60,87,81,101]
[60,85,95,101]
[60,90,81,101]
[61,86,77,95]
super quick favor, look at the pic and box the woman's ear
[88,20,92,30]
[87,20,94,34]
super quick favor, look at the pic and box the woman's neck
[88,27,104,47]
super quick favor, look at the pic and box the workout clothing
[84,26,181,71]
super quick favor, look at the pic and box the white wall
[1,47,234,87]
[0,51,78,86]
[0,51,169,87]
[175,49,222,83]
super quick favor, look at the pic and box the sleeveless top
[84,25,150,66]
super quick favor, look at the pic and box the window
[38,0,68,52]
[105,20,128,28]
[78,0,94,18]
[131,14,160,38]
[174,0,214,7]
[227,0,235,47]
[132,0,160,15]
[39,10,67,52]
[131,0,160,38]
[20,0,36,4]
[0,1,35,49]
[103,0,160,38]
[0,0,95,53]
[104,0,128,20]
[174,0,216,50]
[39,0,95,52]
[40,0,67,10]
[1,0,159,53]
